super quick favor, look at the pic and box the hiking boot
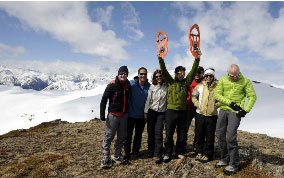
[124,154,131,160]
[172,153,179,159]
[121,155,131,165]
[112,155,123,165]
[215,160,228,168]
[121,158,131,165]
[163,155,171,163]
[223,165,239,175]
[100,156,112,169]
[132,151,141,158]
[147,152,154,158]
[155,157,163,164]
[199,155,212,163]
[195,153,203,160]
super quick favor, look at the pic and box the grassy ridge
[0,119,283,178]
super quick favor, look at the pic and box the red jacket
[186,79,200,112]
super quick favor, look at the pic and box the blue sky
[0,2,284,84]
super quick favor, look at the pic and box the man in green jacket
[214,64,257,175]
[158,51,201,163]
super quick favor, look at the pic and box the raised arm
[158,57,174,84]
[185,57,200,85]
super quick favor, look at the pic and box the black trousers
[185,110,197,148]
[147,109,165,158]
[195,113,217,158]
[164,109,187,157]
[124,117,146,156]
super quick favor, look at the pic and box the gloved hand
[101,117,106,121]
[237,109,247,118]
[229,102,242,111]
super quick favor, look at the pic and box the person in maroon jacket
[185,66,204,152]
[100,66,130,169]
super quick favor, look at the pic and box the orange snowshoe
[156,31,168,59]
[189,24,201,58]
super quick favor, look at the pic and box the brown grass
[0,152,69,178]
[0,119,283,178]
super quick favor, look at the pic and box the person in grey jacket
[144,69,167,164]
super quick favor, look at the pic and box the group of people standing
[100,51,257,175]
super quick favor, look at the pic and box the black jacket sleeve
[100,84,111,120]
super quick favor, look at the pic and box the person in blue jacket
[124,67,150,160]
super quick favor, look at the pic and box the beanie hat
[118,66,128,75]
[197,66,204,74]
[204,68,215,77]
[175,66,186,74]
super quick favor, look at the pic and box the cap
[118,66,128,75]
[204,68,215,77]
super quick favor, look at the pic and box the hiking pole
[156,30,168,59]
[189,24,201,58]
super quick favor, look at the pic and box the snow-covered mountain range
[1,64,284,138]
[2,65,284,91]
[0,65,115,91]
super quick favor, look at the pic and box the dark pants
[195,113,217,158]
[164,109,187,157]
[186,110,197,149]
[216,109,241,167]
[124,117,146,157]
[147,109,165,158]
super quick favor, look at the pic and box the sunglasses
[139,73,147,76]
[155,75,162,78]
[228,73,240,78]
[204,75,213,78]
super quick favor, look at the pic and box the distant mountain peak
[0,66,114,91]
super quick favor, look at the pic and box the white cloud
[93,5,114,28]
[122,2,144,41]
[172,2,284,71]
[0,2,129,62]
[172,2,206,14]
[0,43,26,57]
[171,46,238,73]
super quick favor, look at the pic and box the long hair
[152,69,164,85]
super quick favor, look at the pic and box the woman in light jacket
[144,69,167,164]
[191,68,218,163]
